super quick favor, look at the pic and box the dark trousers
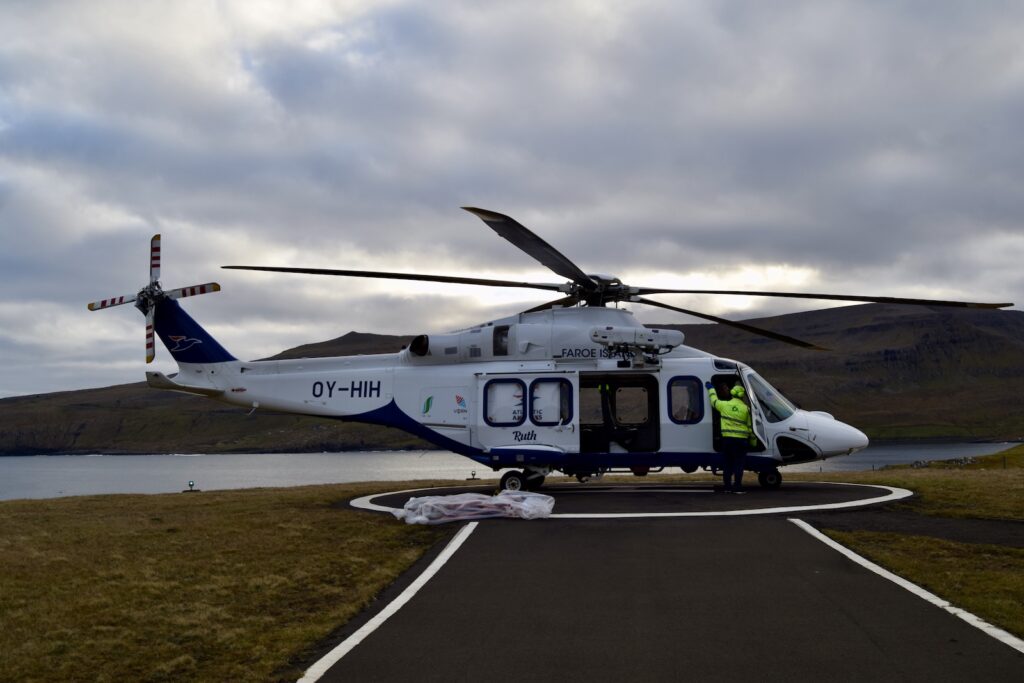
[721,437,748,490]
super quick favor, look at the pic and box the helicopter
[88,209,1012,491]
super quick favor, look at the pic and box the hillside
[0,333,423,455]
[1,306,1022,454]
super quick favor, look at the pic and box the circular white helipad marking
[350,482,912,519]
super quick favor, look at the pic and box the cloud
[0,0,1022,396]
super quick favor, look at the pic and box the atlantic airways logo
[168,335,203,353]
[422,396,433,414]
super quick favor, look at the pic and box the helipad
[351,481,912,518]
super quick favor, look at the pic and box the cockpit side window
[746,373,796,423]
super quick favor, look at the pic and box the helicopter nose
[804,411,870,456]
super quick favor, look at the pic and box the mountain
[1,306,1021,455]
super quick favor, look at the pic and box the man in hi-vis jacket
[706,382,756,493]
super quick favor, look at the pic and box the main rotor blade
[520,294,580,314]
[634,297,827,351]
[634,287,1013,309]
[462,207,598,291]
[222,266,567,292]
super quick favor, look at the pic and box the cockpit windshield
[745,372,796,423]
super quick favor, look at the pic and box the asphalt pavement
[312,485,1022,682]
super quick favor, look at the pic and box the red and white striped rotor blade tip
[145,308,156,364]
[166,282,221,300]
[87,294,137,311]
[150,234,161,284]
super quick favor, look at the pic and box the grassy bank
[789,444,1024,521]
[0,483,448,682]
[2,448,1021,681]
[792,445,1024,639]
[827,531,1024,638]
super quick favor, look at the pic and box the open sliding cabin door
[579,373,660,453]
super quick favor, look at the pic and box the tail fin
[153,298,236,364]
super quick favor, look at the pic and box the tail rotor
[165,283,222,300]
[150,233,161,284]
[87,233,222,363]
[145,308,156,363]
[86,294,137,311]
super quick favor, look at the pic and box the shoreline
[1,437,1019,457]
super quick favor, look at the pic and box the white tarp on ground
[393,490,555,525]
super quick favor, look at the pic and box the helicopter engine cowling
[590,326,684,352]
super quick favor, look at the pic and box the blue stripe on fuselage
[345,400,780,473]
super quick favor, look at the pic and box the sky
[1,0,1022,398]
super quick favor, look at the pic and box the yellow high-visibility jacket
[708,388,753,440]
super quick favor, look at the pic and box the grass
[826,531,1024,638]
[0,482,449,682]
[796,445,1024,639]
[787,444,1024,521]
[1,447,1021,681]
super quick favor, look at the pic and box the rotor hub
[134,282,164,315]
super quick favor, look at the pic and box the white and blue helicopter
[89,208,1012,490]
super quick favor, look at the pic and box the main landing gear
[758,469,783,490]
[499,468,547,491]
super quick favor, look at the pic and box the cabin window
[483,379,525,427]
[579,385,604,426]
[668,376,703,424]
[579,374,661,453]
[614,386,649,425]
[529,378,573,426]
[493,325,510,356]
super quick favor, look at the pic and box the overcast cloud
[1,0,1022,397]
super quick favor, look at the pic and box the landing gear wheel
[500,470,528,491]
[758,469,782,489]
[525,475,546,491]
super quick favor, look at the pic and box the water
[782,442,1011,473]
[0,451,497,501]
[0,443,1012,501]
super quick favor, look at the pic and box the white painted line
[789,518,1024,655]
[547,488,714,495]
[352,482,912,519]
[298,521,479,682]
[550,483,912,518]
[350,486,451,513]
